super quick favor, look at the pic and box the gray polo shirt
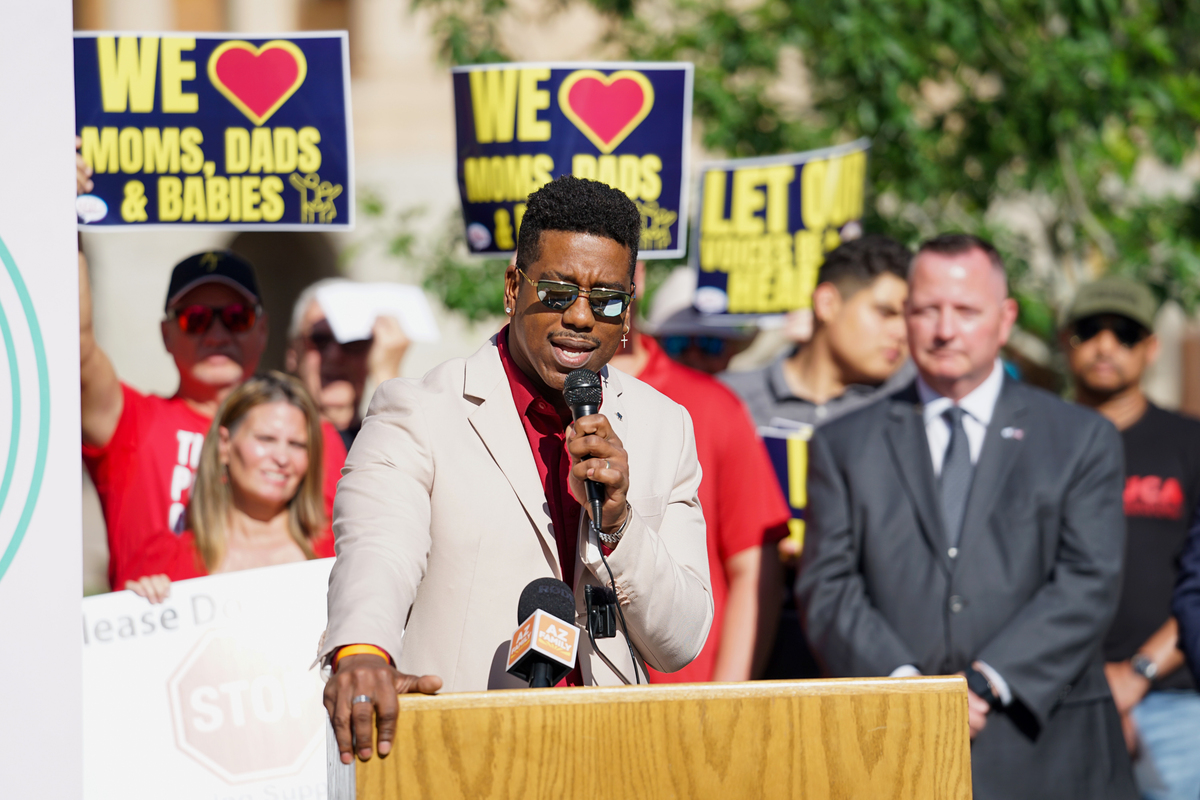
[721,356,916,429]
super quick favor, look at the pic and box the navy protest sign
[692,140,869,319]
[452,62,692,258]
[760,425,814,554]
[74,32,353,230]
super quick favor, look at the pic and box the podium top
[338,676,972,800]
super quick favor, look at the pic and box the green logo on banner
[0,234,50,584]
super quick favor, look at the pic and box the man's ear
[503,262,520,316]
[811,282,842,325]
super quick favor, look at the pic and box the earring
[505,307,512,314]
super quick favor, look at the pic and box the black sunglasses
[1072,315,1149,349]
[307,329,372,355]
[661,335,728,357]
[516,268,633,319]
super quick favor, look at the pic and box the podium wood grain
[355,676,971,800]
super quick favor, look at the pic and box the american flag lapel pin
[1000,426,1024,440]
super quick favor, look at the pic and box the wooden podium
[328,676,971,800]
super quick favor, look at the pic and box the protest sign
[760,425,814,553]
[83,559,333,800]
[693,139,869,320]
[452,62,693,258]
[0,4,81,795]
[74,32,353,230]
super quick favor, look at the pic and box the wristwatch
[964,666,1002,711]
[597,503,633,546]
[1131,653,1159,682]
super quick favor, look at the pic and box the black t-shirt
[1104,403,1200,690]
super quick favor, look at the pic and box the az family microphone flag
[452,62,693,258]
[73,32,353,230]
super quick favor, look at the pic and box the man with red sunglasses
[80,250,346,593]
[1064,277,1200,799]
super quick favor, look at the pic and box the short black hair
[916,233,1005,274]
[817,235,912,296]
[516,176,641,280]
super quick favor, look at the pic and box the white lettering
[190,686,223,732]
[176,429,192,464]
[168,501,185,532]
[218,680,249,726]
[250,675,286,723]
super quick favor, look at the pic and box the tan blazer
[321,337,713,692]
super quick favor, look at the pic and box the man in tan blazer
[322,176,713,764]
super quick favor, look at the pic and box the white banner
[83,559,334,800]
[0,5,82,796]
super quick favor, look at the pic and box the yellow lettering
[801,160,830,230]
[469,69,519,144]
[142,128,180,174]
[572,154,597,181]
[297,127,322,172]
[206,176,230,221]
[762,165,795,234]
[272,127,298,173]
[794,229,823,308]
[463,158,490,203]
[531,155,553,192]
[259,176,284,222]
[731,168,766,236]
[240,176,262,222]
[514,202,527,238]
[516,68,551,142]
[618,155,641,200]
[97,36,158,113]
[502,155,522,201]
[157,176,182,221]
[639,155,662,202]
[494,208,515,250]
[229,176,241,221]
[701,171,731,235]
[225,128,249,173]
[182,176,206,221]
[118,127,143,173]
[180,128,204,173]
[489,156,506,202]
[787,436,807,509]
[159,38,197,113]
[596,155,618,189]
[81,127,118,174]
[249,127,274,173]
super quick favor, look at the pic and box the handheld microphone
[563,368,604,531]
[506,577,580,688]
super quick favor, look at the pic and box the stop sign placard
[167,630,326,784]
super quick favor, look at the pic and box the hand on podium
[323,653,442,764]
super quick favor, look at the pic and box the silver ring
[605,460,611,470]
[351,694,372,705]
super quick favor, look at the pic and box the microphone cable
[595,519,642,685]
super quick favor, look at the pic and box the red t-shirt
[83,383,346,589]
[635,336,791,683]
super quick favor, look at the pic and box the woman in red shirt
[127,372,333,602]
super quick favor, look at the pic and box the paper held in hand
[82,559,334,800]
[315,281,440,344]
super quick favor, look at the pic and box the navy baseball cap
[164,250,261,311]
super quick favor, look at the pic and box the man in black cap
[79,250,344,597]
[1064,276,1200,800]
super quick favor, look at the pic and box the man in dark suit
[797,234,1135,799]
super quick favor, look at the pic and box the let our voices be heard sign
[73,32,353,230]
[452,62,693,258]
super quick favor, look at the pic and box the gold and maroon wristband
[333,644,392,672]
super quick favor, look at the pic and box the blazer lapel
[956,377,1027,555]
[463,339,561,578]
[883,384,952,573]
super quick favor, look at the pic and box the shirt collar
[917,358,1005,427]
[496,325,567,423]
[768,354,890,405]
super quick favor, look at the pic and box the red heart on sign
[558,70,655,155]
[208,40,308,126]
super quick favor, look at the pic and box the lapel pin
[616,412,623,420]
[1000,427,1024,440]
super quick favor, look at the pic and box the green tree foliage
[410,0,1200,343]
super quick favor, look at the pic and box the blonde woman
[127,372,334,602]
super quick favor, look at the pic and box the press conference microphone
[506,577,580,688]
[563,368,604,530]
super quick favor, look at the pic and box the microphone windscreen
[563,368,602,409]
[517,577,576,625]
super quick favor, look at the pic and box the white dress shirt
[890,359,1012,706]
[917,358,1005,475]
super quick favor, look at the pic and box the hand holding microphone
[563,368,630,535]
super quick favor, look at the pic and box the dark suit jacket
[797,377,1135,800]
[1173,504,1200,686]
